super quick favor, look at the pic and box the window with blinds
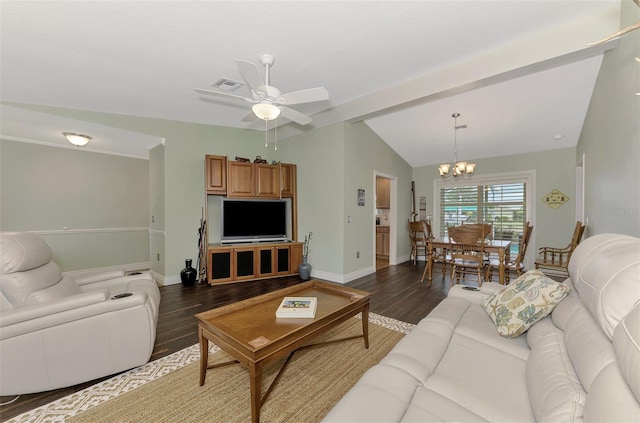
[439,182,526,252]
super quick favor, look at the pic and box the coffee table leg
[249,362,263,423]
[362,304,370,349]
[199,327,208,386]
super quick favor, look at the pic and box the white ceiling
[0,1,622,164]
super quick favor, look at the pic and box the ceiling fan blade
[241,110,258,122]
[234,59,266,94]
[194,88,250,101]
[280,106,312,126]
[279,87,329,105]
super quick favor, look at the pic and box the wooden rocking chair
[535,221,585,278]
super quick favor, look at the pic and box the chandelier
[438,113,476,178]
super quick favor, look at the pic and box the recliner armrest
[0,290,149,339]
[74,269,127,285]
[0,290,108,327]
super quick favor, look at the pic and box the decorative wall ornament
[542,189,569,209]
[357,188,365,206]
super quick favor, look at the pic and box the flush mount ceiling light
[63,132,92,147]
[252,101,281,121]
[438,113,476,178]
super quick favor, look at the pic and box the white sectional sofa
[323,233,640,422]
[0,232,161,396]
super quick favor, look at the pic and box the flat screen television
[221,199,288,244]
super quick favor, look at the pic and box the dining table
[421,238,512,286]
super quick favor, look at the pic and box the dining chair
[486,221,533,284]
[463,222,493,240]
[535,221,585,278]
[448,225,487,287]
[420,219,449,277]
[408,220,427,265]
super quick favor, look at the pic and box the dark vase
[298,256,312,281]
[180,259,197,285]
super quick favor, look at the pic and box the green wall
[271,121,412,282]
[343,122,413,274]
[270,123,346,278]
[577,0,640,237]
[149,143,165,278]
[0,139,149,271]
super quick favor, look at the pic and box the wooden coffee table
[195,279,370,423]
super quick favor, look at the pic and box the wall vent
[212,78,244,91]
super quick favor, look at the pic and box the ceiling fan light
[63,132,91,147]
[252,102,280,121]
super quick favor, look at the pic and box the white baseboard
[311,266,376,284]
[158,274,182,286]
[392,254,412,265]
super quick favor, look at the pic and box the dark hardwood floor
[0,261,456,421]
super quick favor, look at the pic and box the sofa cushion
[424,331,533,422]
[526,318,586,422]
[481,269,570,338]
[568,233,640,340]
[613,302,640,402]
[321,363,421,422]
[0,232,52,273]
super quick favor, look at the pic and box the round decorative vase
[180,259,197,286]
[298,256,312,281]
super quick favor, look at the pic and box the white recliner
[0,232,160,396]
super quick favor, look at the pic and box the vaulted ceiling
[0,1,622,165]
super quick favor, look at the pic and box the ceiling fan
[195,53,329,126]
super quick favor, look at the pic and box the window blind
[439,182,526,252]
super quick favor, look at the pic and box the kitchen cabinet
[376,226,390,259]
[376,177,390,209]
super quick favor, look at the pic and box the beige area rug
[9,313,413,423]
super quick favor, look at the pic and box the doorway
[374,173,396,270]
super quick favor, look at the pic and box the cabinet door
[257,246,275,277]
[205,155,227,195]
[255,164,280,198]
[280,163,296,198]
[227,161,255,197]
[376,232,385,255]
[234,247,256,280]
[290,243,303,273]
[275,245,291,275]
[208,248,233,283]
[376,177,390,209]
[382,233,390,256]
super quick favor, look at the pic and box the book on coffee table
[276,297,317,318]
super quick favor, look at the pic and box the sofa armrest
[74,269,127,285]
[0,290,149,339]
[448,282,503,303]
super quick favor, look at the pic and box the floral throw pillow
[481,269,571,338]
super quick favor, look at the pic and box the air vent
[212,78,244,91]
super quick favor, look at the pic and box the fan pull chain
[274,119,278,151]
[265,119,268,148]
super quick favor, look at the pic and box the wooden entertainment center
[204,155,302,284]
